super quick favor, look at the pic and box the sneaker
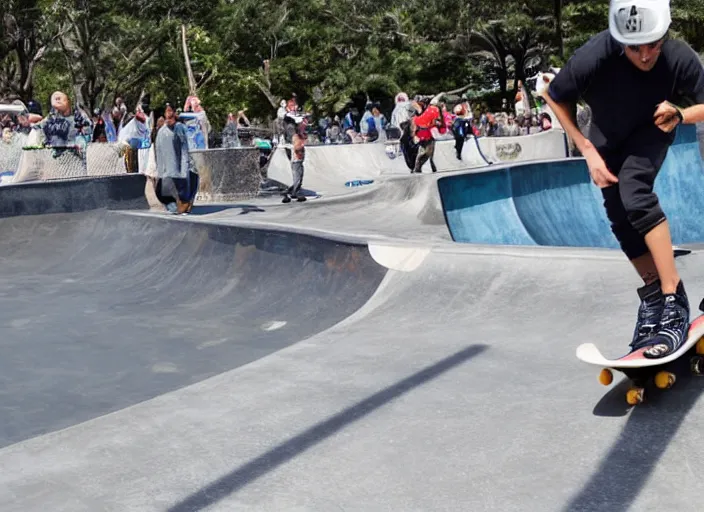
[296,195,307,202]
[176,199,189,215]
[630,280,664,351]
[643,281,690,359]
[281,194,291,203]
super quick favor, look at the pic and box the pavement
[2,126,704,511]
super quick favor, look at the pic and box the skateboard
[576,314,704,406]
[345,179,374,187]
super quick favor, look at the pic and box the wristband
[667,101,685,124]
[675,106,684,123]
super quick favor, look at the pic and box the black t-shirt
[549,30,704,152]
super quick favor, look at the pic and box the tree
[0,0,61,102]
[56,0,180,111]
[554,0,564,59]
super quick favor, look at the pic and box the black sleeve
[672,42,704,106]
[548,31,611,104]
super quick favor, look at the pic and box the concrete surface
[2,125,704,511]
[440,124,704,248]
[267,129,568,197]
[0,175,149,217]
[0,211,385,450]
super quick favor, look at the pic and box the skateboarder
[283,117,307,203]
[543,0,704,359]
[410,96,441,173]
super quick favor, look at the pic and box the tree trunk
[15,46,32,102]
[181,25,197,96]
[497,65,508,98]
[554,0,563,59]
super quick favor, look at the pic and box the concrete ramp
[3,235,704,511]
[0,175,149,218]
[267,130,568,197]
[477,128,568,164]
[0,210,386,449]
[6,126,704,511]
[439,124,704,248]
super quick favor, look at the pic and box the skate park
[2,124,704,511]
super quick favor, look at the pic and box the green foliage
[561,1,609,59]
[2,0,704,122]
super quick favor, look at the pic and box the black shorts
[599,124,673,259]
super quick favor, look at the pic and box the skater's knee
[620,189,665,235]
[601,196,649,260]
[616,154,664,235]
[614,229,649,260]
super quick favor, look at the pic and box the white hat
[609,0,671,46]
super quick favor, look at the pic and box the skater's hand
[654,101,684,133]
[583,146,618,188]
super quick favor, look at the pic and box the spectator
[389,92,412,140]
[371,103,386,142]
[153,102,198,215]
[360,102,377,142]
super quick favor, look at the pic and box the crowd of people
[0,74,565,206]
[277,87,556,148]
[270,88,559,180]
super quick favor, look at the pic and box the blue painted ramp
[439,125,704,249]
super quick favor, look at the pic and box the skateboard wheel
[598,368,613,386]
[691,355,704,375]
[626,387,645,406]
[696,338,704,355]
[654,371,676,389]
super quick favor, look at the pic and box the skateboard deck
[577,314,704,405]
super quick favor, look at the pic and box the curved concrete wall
[439,124,704,248]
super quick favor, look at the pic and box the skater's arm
[654,102,704,133]
[661,42,704,128]
[680,104,704,124]
[543,91,616,187]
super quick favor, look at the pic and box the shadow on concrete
[167,344,489,512]
[189,204,266,216]
[592,378,634,418]
[565,358,704,512]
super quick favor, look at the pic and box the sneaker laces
[633,296,662,342]
[644,295,689,357]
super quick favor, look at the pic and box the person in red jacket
[411,96,442,173]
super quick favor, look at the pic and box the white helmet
[609,0,671,45]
